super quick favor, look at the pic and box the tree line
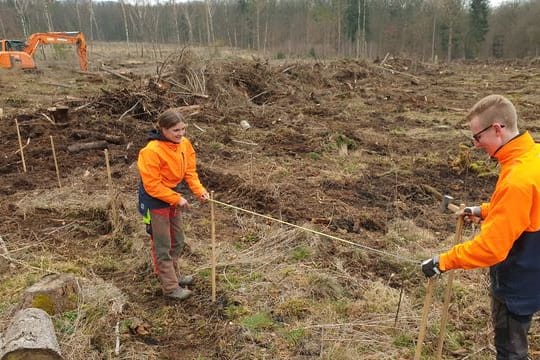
[0,0,538,61]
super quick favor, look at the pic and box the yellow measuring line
[208,198,419,264]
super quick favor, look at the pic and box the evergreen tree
[467,0,489,57]
[344,0,368,43]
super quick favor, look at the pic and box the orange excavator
[0,31,87,71]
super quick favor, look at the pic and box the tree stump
[47,106,70,124]
[20,274,79,315]
[0,308,64,360]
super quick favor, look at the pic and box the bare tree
[0,9,6,38]
[13,0,30,38]
[74,0,82,31]
[170,0,181,44]
[441,0,464,61]
[119,0,131,55]
[43,0,54,32]
[431,0,438,62]
[182,3,194,44]
[205,0,215,45]
[88,0,101,41]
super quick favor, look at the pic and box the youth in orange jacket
[421,95,540,359]
[137,108,209,300]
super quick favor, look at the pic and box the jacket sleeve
[439,181,531,271]
[183,139,207,198]
[138,147,181,205]
[480,201,490,219]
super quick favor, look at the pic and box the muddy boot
[178,275,194,286]
[166,287,193,300]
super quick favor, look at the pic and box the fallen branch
[71,129,126,145]
[101,65,133,82]
[192,123,206,132]
[67,140,108,153]
[0,252,46,272]
[231,139,259,146]
[40,81,75,89]
[380,52,390,66]
[40,113,55,125]
[281,65,296,73]
[114,321,120,356]
[376,65,421,83]
[118,100,141,122]
[73,102,93,112]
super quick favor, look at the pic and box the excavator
[0,31,87,71]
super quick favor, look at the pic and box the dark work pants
[491,295,532,360]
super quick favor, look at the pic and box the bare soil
[1,46,540,359]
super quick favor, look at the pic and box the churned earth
[1,46,539,359]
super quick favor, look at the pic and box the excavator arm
[24,32,87,71]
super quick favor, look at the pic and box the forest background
[0,0,538,62]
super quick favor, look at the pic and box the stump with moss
[20,274,79,315]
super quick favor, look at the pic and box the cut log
[0,308,64,360]
[70,129,126,145]
[67,140,108,153]
[20,273,79,315]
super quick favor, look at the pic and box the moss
[32,294,55,315]
[290,246,311,261]
[283,328,307,346]
[241,312,273,331]
[277,298,311,319]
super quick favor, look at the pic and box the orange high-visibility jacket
[138,133,206,207]
[440,132,540,271]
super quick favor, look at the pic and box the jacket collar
[147,129,182,149]
[493,131,535,165]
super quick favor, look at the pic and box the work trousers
[492,295,533,360]
[149,206,186,294]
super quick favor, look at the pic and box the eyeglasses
[471,123,505,142]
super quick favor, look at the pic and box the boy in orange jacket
[422,95,540,359]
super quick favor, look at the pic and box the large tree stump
[20,274,79,315]
[0,308,64,360]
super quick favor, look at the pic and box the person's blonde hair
[466,95,518,132]
[156,108,185,130]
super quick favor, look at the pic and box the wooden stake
[104,149,112,188]
[394,282,404,328]
[104,149,119,232]
[210,191,217,303]
[15,119,27,173]
[436,207,465,359]
[50,136,61,188]
[414,277,436,360]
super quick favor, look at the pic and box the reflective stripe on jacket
[440,131,540,314]
[137,131,206,214]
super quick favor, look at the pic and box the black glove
[421,256,441,278]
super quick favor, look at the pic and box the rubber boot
[178,274,194,286]
[166,287,193,300]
